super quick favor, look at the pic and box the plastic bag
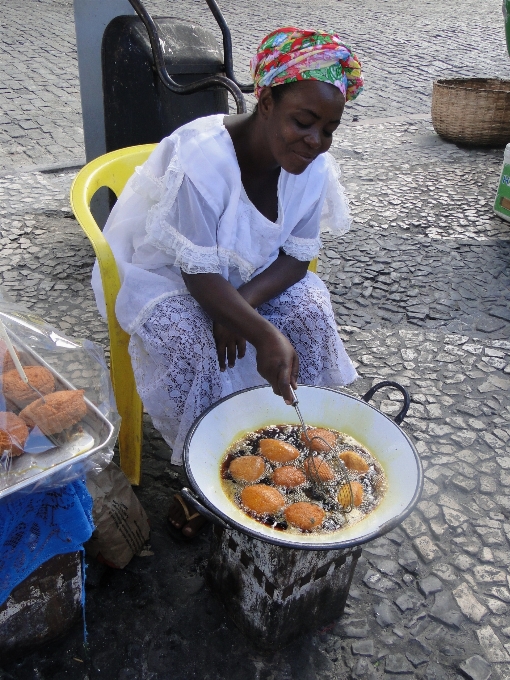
[0,292,119,502]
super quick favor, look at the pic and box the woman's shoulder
[138,114,239,214]
[160,114,235,165]
[170,114,239,208]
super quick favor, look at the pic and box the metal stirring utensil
[289,386,353,512]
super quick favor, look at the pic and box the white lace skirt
[129,272,357,464]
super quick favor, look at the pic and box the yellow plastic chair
[70,143,318,485]
[70,145,157,485]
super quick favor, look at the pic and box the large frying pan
[182,382,423,551]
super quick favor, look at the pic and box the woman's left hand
[213,321,246,371]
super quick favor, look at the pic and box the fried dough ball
[2,366,55,408]
[259,438,299,463]
[284,502,325,531]
[339,450,369,474]
[20,389,87,434]
[338,481,364,509]
[272,466,306,488]
[303,456,335,482]
[0,340,18,373]
[229,455,265,483]
[0,412,29,457]
[241,484,285,516]
[300,428,337,452]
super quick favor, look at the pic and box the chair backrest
[69,144,157,348]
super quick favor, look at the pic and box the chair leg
[118,394,143,485]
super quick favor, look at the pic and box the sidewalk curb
[0,159,85,179]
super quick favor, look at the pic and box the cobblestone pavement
[1,0,510,679]
[2,0,510,170]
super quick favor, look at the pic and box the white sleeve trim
[320,155,352,235]
[144,218,222,275]
[282,234,322,261]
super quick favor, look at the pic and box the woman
[92,28,363,538]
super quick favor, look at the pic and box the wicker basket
[432,78,510,147]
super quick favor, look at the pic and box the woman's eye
[294,119,312,129]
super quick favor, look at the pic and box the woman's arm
[181,261,306,403]
[212,253,308,373]
[237,252,309,308]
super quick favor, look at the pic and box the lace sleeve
[134,158,223,275]
[320,154,352,235]
[281,188,322,261]
[282,233,322,261]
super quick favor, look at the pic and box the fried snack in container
[20,389,87,435]
[284,502,325,530]
[2,366,55,408]
[303,456,335,482]
[339,450,369,473]
[0,412,29,457]
[259,438,300,463]
[272,465,306,488]
[229,455,265,483]
[300,427,337,452]
[241,484,285,515]
[338,480,363,508]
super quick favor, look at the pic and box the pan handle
[180,487,229,529]
[362,381,410,425]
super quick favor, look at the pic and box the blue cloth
[0,480,94,606]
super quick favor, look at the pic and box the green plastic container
[504,0,510,57]
[493,143,510,221]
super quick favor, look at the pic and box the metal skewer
[289,386,353,512]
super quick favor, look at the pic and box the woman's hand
[213,322,246,371]
[254,329,299,404]
[182,271,300,403]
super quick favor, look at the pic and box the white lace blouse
[91,114,351,334]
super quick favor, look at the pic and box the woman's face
[258,80,346,175]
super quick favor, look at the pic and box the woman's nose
[304,129,321,149]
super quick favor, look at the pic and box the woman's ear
[257,87,275,120]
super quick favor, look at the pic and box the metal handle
[180,487,228,529]
[362,381,411,425]
[127,0,247,113]
[204,0,254,93]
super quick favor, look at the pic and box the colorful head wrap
[250,27,363,102]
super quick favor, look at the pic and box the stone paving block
[418,576,443,597]
[442,506,468,527]
[430,591,464,629]
[452,583,488,623]
[373,599,398,628]
[401,514,427,538]
[385,654,414,674]
[405,638,431,667]
[459,655,492,680]
[351,639,374,656]
[473,566,508,584]
[413,536,442,563]
[431,563,458,583]
[476,625,510,663]
[363,569,397,593]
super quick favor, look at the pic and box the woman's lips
[294,152,316,164]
